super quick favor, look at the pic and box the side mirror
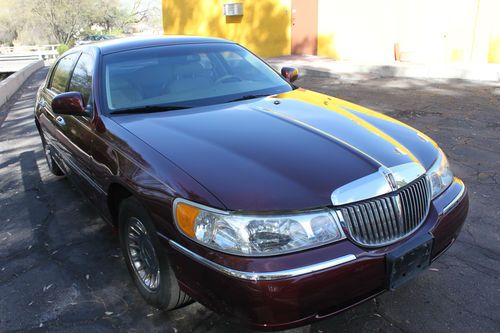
[281,67,299,83]
[52,92,87,116]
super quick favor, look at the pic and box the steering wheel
[215,75,242,84]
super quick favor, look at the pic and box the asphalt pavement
[0,68,499,332]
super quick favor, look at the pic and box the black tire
[273,325,312,333]
[40,132,64,176]
[118,196,191,310]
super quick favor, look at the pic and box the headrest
[174,62,204,78]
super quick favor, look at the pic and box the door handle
[37,100,47,109]
[55,116,66,126]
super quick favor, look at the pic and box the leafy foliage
[56,44,69,55]
[0,0,161,46]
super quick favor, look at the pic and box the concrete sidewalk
[267,55,500,82]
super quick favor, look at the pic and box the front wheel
[119,197,191,310]
[40,134,64,176]
[272,326,312,333]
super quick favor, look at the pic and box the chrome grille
[335,177,431,247]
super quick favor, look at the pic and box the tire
[118,196,191,310]
[40,132,64,176]
[273,325,312,333]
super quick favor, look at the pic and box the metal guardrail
[0,44,59,60]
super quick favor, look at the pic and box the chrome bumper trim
[168,240,356,281]
[442,178,466,215]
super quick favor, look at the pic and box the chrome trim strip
[331,169,392,206]
[442,179,466,215]
[63,156,106,195]
[173,197,229,217]
[331,162,426,206]
[168,240,356,281]
[389,162,426,188]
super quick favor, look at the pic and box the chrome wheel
[126,217,160,291]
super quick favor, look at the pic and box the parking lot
[0,68,499,332]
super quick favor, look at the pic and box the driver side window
[69,53,94,108]
[48,53,79,93]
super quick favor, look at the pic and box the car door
[43,51,100,199]
[62,51,103,199]
[38,52,81,171]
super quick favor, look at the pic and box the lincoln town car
[34,37,469,331]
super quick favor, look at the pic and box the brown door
[291,0,318,55]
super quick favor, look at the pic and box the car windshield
[102,43,293,113]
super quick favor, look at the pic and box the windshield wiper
[110,105,192,115]
[224,94,270,103]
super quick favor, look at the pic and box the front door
[60,52,102,200]
[291,0,318,55]
[42,51,99,199]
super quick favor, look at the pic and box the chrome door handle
[37,100,47,108]
[55,116,66,126]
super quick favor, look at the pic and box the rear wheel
[119,197,191,310]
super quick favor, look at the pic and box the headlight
[426,149,454,199]
[174,200,345,256]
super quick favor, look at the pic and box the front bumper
[161,178,468,331]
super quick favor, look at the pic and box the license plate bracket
[386,233,433,290]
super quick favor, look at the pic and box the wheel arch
[107,182,134,227]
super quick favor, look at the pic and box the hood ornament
[380,167,398,191]
[331,162,426,206]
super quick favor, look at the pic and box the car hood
[114,88,438,211]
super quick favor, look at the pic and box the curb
[267,58,500,82]
[0,60,45,109]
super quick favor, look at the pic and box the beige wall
[317,0,500,64]
[318,0,397,62]
[162,0,500,63]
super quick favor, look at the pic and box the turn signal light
[175,202,200,238]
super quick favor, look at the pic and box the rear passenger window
[49,53,79,93]
[69,53,94,106]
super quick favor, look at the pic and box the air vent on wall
[223,3,243,16]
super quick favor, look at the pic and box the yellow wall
[489,35,500,63]
[486,0,500,63]
[162,0,291,58]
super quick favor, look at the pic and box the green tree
[0,0,161,46]
[29,0,98,45]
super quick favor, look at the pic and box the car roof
[76,35,233,55]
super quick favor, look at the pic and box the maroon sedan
[34,36,468,331]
